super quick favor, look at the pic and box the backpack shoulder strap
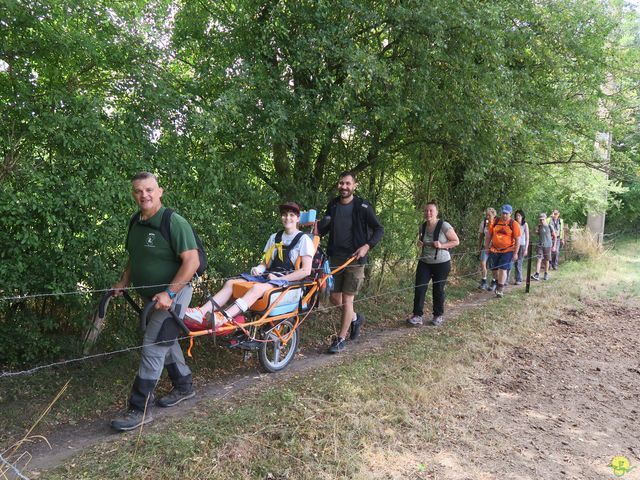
[420,221,427,241]
[433,219,444,259]
[159,208,174,245]
[433,219,444,242]
[125,211,141,248]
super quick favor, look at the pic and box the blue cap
[502,204,513,214]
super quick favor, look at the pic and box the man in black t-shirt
[319,171,384,353]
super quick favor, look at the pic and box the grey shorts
[537,246,551,261]
[330,256,365,295]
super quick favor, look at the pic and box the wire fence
[0,247,486,303]
[0,250,533,379]
[0,452,30,480]
[0,236,625,478]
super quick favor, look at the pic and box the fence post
[525,243,533,293]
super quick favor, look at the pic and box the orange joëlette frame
[185,250,357,358]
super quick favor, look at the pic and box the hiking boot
[514,281,522,286]
[478,278,488,290]
[111,409,153,432]
[157,388,195,408]
[543,272,549,281]
[431,316,444,327]
[495,285,504,298]
[327,337,346,354]
[349,312,364,340]
[531,272,540,281]
[406,315,423,326]
[489,279,497,292]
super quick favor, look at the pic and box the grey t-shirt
[537,223,554,248]
[421,221,453,264]
[333,201,355,256]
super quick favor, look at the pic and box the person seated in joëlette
[183,202,315,330]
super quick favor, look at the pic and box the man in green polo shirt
[110,172,200,431]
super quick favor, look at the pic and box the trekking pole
[525,243,532,293]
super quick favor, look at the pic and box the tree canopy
[1,0,638,365]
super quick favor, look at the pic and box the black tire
[258,317,299,373]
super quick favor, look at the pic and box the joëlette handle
[140,300,190,335]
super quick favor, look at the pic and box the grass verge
[35,238,640,479]
[0,259,477,445]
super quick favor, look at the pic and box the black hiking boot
[158,389,195,408]
[111,409,153,431]
[327,337,346,354]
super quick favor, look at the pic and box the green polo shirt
[126,206,197,297]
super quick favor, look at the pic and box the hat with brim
[278,202,301,215]
[502,204,513,214]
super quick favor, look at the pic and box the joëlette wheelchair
[88,210,355,373]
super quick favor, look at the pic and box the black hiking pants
[412,260,451,318]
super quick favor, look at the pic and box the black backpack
[127,208,208,276]
[267,231,305,273]
[420,219,444,259]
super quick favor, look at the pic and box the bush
[568,225,603,259]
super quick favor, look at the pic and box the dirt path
[21,291,490,475]
[424,298,640,479]
[18,287,640,479]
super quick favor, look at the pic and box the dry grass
[568,225,603,259]
[0,379,70,479]
[38,239,640,479]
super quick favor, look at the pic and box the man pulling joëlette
[110,172,200,432]
[318,171,384,354]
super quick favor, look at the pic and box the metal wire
[0,247,487,303]
[0,252,533,379]
[0,453,30,480]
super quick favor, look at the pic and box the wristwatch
[165,288,177,299]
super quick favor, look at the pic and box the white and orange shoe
[184,307,231,332]
[183,306,208,331]
[210,311,230,328]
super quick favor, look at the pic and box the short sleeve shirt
[127,207,197,297]
[421,221,453,264]
[489,218,522,253]
[263,230,315,265]
[332,201,355,256]
[537,223,554,248]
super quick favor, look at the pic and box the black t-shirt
[333,201,354,256]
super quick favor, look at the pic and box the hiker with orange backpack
[487,204,521,298]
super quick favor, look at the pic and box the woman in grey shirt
[407,200,460,327]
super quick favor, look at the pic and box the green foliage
[1,0,639,366]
